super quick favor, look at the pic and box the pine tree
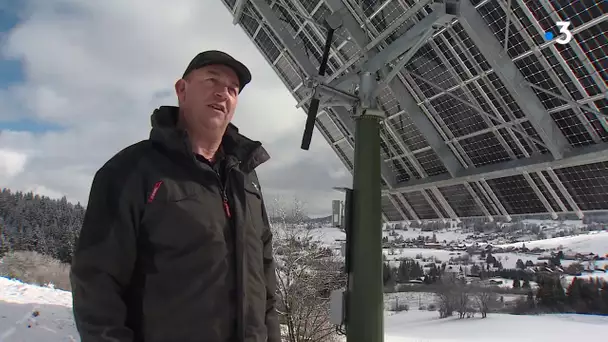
[566,277,583,312]
[579,279,601,314]
[383,262,396,288]
[513,278,521,289]
[526,290,535,309]
[536,276,565,311]
[0,188,85,262]
[552,278,567,310]
[600,282,608,314]
[470,264,481,275]
[397,259,424,283]
[516,259,525,269]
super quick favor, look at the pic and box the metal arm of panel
[233,0,247,24]
[382,142,608,195]
[458,0,571,160]
[295,1,459,108]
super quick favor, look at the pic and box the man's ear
[175,79,187,102]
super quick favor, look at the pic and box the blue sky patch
[0,2,62,134]
[0,0,24,86]
[0,118,64,133]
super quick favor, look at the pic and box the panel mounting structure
[221,0,608,223]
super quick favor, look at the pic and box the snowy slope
[496,231,608,255]
[519,219,586,228]
[0,277,77,341]
[383,228,467,243]
[307,227,346,246]
[309,226,468,246]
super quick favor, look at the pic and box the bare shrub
[473,286,498,318]
[436,277,497,319]
[389,297,409,312]
[0,251,71,291]
[435,278,459,318]
[270,198,346,342]
[456,286,471,319]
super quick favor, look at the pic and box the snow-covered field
[383,228,467,244]
[307,227,346,246]
[1,276,608,341]
[0,277,77,341]
[519,219,587,229]
[384,291,437,311]
[496,231,608,256]
[309,227,469,248]
[384,310,608,342]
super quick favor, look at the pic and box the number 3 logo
[555,21,573,44]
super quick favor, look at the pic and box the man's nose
[214,87,229,99]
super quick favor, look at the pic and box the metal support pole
[346,72,384,342]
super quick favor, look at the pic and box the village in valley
[380,219,607,277]
[309,216,608,319]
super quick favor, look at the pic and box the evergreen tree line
[383,259,440,286]
[0,189,85,264]
[517,275,608,315]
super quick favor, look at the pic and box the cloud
[0,0,351,215]
[0,148,27,179]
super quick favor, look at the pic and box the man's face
[175,64,240,135]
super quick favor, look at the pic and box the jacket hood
[149,106,270,172]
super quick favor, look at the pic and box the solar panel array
[222,0,608,222]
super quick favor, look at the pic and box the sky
[0,0,351,217]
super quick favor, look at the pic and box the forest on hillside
[0,188,85,264]
[0,186,329,266]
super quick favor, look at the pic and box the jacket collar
[149,106,270,172]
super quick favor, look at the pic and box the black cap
[182,50,251,92]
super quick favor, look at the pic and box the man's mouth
[209,104,225,113]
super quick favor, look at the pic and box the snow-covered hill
[496,231,608,256]
[2,276,608,342]
[0,277,77,341]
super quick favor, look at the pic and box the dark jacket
[70,106,281,342]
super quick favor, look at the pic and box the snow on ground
[308,226,469,248]
[520,219,587,229]
[308,227,345,246]
[384,248,455,262]
[0,277,77,341]
[496,231,608,256]
[309,225,608,260]
[384,291,436,311]
[384,310,608,342]
[1,276,608,342]
[384,228,467,243]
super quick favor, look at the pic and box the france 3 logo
[544,21,573,45]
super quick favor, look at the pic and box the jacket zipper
[214,161,245,341]
[221,186,231,218]
[215,162,238,218]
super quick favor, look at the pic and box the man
[70,50,281,342]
